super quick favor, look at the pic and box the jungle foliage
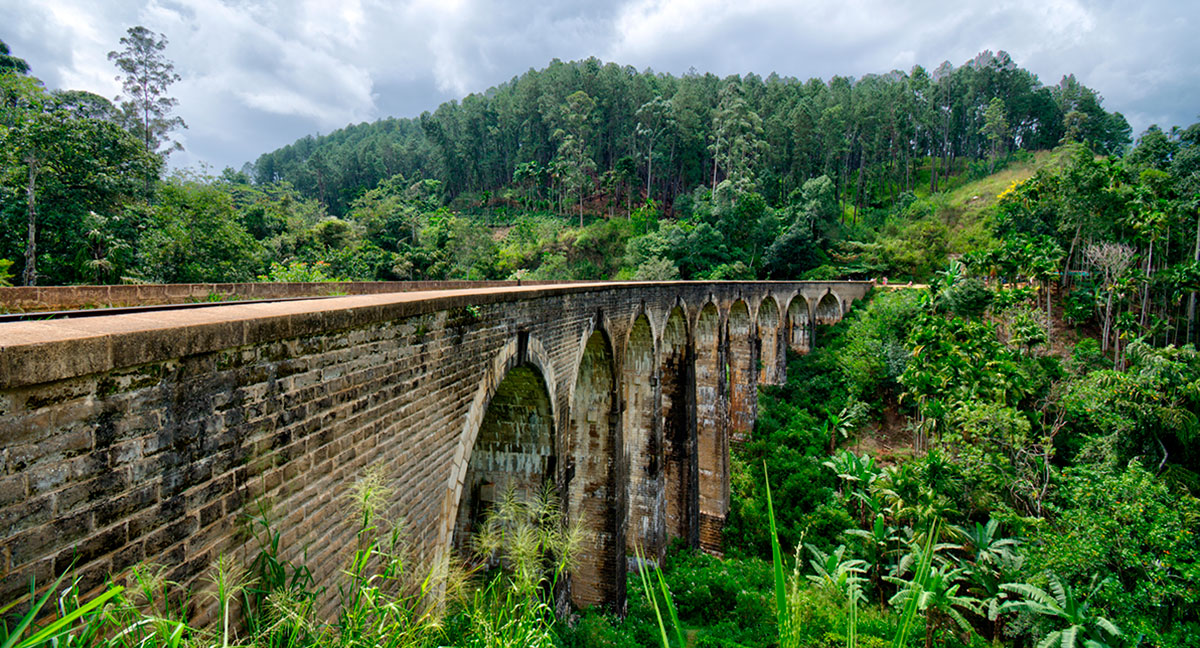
[4,30,1200,648]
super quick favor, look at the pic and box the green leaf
[764,462,789,643]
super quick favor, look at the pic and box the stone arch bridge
[0,280,869,613]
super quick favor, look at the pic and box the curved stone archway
[786,294,811,353]
[727,300,755,443]
[815,290,842,324]
[622,314,662,558]
[452,364,555,556]
[693,302,725,552]
[567,328,623,609]
[756,296,782,385]
[439,334,558,557]
[659,306,695,550]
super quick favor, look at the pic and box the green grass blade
[0,570,73,648]
[892,518,939,648]
[634,544,672,648]
[765,462,789,644]
[19,585,123,648]
[654,561,686,648]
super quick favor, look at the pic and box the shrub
[1027,462,1200,645]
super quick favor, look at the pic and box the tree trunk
[710,137,720,195]
[646,140,654,206]
[1063,224,1083,289]
[1139,240,1152,331]
[1046,279,1053,344]
[22,161,38,287]
[1191,209,1200,345]
[1114,306,1123,369]
[854,151,865,224]
[1102,290,1114,352]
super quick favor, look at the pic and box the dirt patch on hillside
[853,395,914,465]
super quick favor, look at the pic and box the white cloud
[0,0,1196,171]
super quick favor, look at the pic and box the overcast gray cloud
[2,0,1196,171]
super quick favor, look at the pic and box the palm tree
[999,574,1122,648]
[805,544,869,648]
[953,519,1022,643]
[845,514,900,608]
[888,563,981,648]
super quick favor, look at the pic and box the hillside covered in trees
[4,33,1200,648]
[1,45,1147,290]
[251,52,1131,217]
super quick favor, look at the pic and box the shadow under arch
[693,301,726,553]
[437,334,558,558]
[815,289,843,324]
[659,305,696,549]
[785,293,811,353]
[623,312,661,559]
[727,299,755,441]
[757,295,783,385]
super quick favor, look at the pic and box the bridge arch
[622,313,661,558]
[727,300,755,442]
[438,333,559,557]
[693,301,726,552]
[567,326,623,609]
[814,290,843,324]
[756,295,782,385]
[658,304,695,549]
[786,293,811,353]
[1,280,879,618]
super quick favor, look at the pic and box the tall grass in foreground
[453,482,583,648]
[0,471,589,648]
[634,464,944,648]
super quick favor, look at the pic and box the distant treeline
[251,51,1131,215]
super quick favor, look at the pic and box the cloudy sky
[3,0,1196,171]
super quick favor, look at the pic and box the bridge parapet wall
[0,280,605,313]
[0,281,870,615]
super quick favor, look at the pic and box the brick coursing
[0,281,869,615]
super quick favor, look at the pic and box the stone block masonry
[0,280,870,615]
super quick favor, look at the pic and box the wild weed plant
[0,467,589,648]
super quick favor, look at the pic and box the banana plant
[845,514,901,608]
[953,518,1020,573]
[823,450,882,494]
[823,450,884,525]
[951,519,1024,643]
[805,544,869,648]
[999,574,1123,648]
[887,563,981,648]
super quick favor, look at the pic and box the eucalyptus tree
[635,95,674,204]
[981,97,1009,170]
[108,25,186,157]
[710,80,765,197]
[552,90,597,223]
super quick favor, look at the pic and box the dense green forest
[250,53,1130,217]
[1,42,1144,290]
[3,29,1200,648]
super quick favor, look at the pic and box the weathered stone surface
[0,281,870,613]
